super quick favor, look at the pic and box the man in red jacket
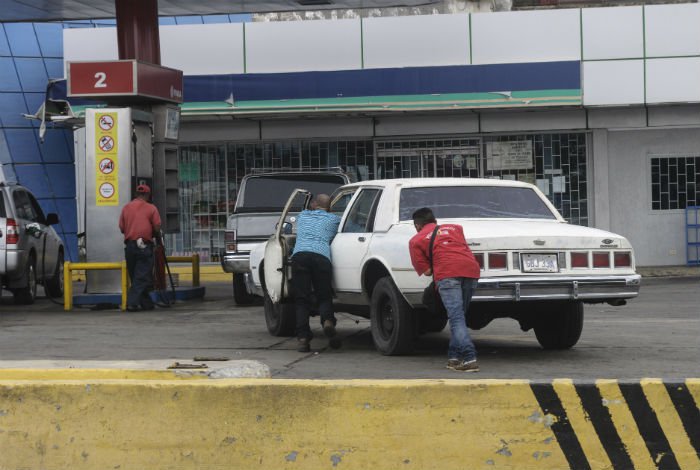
[409,207,481,372]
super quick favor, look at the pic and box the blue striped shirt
[292,209,341,261]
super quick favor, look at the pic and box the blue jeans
[436,277,478,361]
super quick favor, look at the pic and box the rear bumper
[405,274,641,304]
[221,252,250,273]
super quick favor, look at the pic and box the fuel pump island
[61,42,205,307]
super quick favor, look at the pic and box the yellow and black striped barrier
[0,376,697,469]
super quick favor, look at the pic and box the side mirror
[282,222,293,234]
[45,213,59,225]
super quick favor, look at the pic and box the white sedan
[250,178,641,355]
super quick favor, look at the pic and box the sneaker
[446,359,479,372]
[323,319,342,349]
[297,338,311,353]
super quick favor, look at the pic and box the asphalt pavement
[0,277,698,380]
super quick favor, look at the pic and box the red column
[115,0,161,64]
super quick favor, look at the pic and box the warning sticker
[95,112,119,206]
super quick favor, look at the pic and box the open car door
[263,189,311,303]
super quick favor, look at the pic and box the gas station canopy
[0,0,440,22]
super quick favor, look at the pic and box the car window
[237,174,347,212]
[12,190,37,222]
[399,186,557,221]
[330,189,357,216]
[343,189,380,233]
[0,193,6,218]
[27,193,46,224]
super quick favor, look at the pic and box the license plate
[521,253,559,273]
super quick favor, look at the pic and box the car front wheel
[534,301,584,349]
[370,277,415,355]
[263,290,296,337]
[45,250,64,298]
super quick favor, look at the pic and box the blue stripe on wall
[184,61,581,102]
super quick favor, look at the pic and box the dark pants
[292,252,334,340]
[125,241,155,309]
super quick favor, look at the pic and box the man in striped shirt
[292,194,342,352]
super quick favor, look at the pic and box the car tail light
[593,252,610,268]
[614,251,632,267]
[225,230,237,252]
[6,218,19,245]
[474,253,484,269]
[488,252,507,270]
[571,252,588,268]
[558,252,567,269]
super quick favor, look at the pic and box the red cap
[136,184,151,194]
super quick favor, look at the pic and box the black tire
[14,253,37,305]
[370,277,415,355]
[45,250,64,298]
[233,273,255,305]
[264,291,296,337]
[534,301,584,349]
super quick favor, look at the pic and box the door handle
[358,236,366,242]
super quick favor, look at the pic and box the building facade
[3,3,700,266]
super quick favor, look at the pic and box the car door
[0,191,7,274]
[27,191,57,279]
[331,188,382,294]
[263,189,311,303]
[12,189,40,268]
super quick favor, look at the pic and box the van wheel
[534,301,584,349]
[233,273,254,305]
[45,250,64,298]
[264,290,295,337]
[14,254,37,305]
[370,277,415,355]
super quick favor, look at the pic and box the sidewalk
[637,265,700,278]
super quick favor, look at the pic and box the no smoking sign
[98,114,114,131]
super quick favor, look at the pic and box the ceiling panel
[0,0,440,22]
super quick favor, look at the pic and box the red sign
[68,60,183,103]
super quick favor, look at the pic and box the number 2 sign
[68,61,135,96]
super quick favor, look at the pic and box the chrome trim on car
[221,252,251,273]
[403,274,641,305]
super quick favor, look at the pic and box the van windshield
[399,186,557,221]
[236,174,346,212]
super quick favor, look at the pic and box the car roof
[341,177,535,190]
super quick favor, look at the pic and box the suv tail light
[488,252,507,270]
[6,218,19,245]
[614,251,632,267]
[593,252,610,268]
[571,252,588,268]
[474,253,484,269]
[225,230,237,252]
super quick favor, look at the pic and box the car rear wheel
[264,290,296,337]
[233,273,255,305]
[14,254,37,305]
[45,250,64,298]
[370,277,415,355]
[534,301,584,349]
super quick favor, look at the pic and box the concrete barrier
[0,375,698,469]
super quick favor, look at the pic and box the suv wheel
[45,250,64,298]
[370,277,415,355]
[14,254,37,305]
[534,301,584,349]
[264,290,295,337]
[233,273,255,305]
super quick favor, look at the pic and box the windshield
[236,174,346,212]
[399,186,557,221]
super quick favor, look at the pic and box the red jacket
[409,223,480,282]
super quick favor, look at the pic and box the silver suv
[0,182,65,304]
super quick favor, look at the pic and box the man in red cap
[119,184,162,311]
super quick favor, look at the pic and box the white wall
[605,128,700,266]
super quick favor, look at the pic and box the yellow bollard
[121,260,128,311]
[64,261,72,311]
[192,253,200,287]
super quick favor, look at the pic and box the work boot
[323,319,342,349]
[297,337,311,353]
